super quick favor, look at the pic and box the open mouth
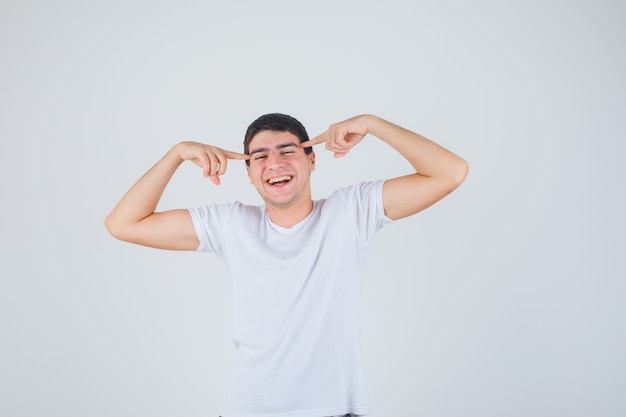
[267,175,292,186]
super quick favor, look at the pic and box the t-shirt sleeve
[336,180,393,245]
[187,203,234,254]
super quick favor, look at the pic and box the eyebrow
[249,142,300,156]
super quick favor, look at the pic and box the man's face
[246,130,315,209]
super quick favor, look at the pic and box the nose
[266,151,285,168]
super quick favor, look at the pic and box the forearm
[105,146,183,237]
[365,115,468,184]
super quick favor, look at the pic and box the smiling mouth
[267,175,292,186]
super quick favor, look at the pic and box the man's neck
[266,199,314,228]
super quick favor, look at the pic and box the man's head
[243,113,312,166]
[244,113,316,212]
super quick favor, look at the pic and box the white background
[1,1,624,416]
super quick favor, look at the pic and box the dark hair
[243,113,312,165]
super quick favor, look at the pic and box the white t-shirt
[188,180,392,417]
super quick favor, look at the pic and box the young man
[105,113,468,417]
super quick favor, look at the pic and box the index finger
[300,132,327,149]
[224,150,250,160]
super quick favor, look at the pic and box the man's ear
[309,150,316,172]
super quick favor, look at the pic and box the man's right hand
[174,141,249,185]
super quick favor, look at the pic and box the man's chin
[260,186,293,203]
[263,196,295,208]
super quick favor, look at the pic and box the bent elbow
[104,215,125,241]
[456,158,469,186]
[447,158,469,192]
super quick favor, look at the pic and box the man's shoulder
[327,180,385,202]
[189,201,265,223]
[315,180,385,217]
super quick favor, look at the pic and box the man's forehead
[249,130,300,149]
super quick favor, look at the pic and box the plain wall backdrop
[1,1,624,416]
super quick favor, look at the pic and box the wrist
[167,143,188,165]
[362,114,383,135]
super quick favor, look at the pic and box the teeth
[268,175,291,184]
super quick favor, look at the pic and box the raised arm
[104,141,249,250]
[301,115,468,220]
